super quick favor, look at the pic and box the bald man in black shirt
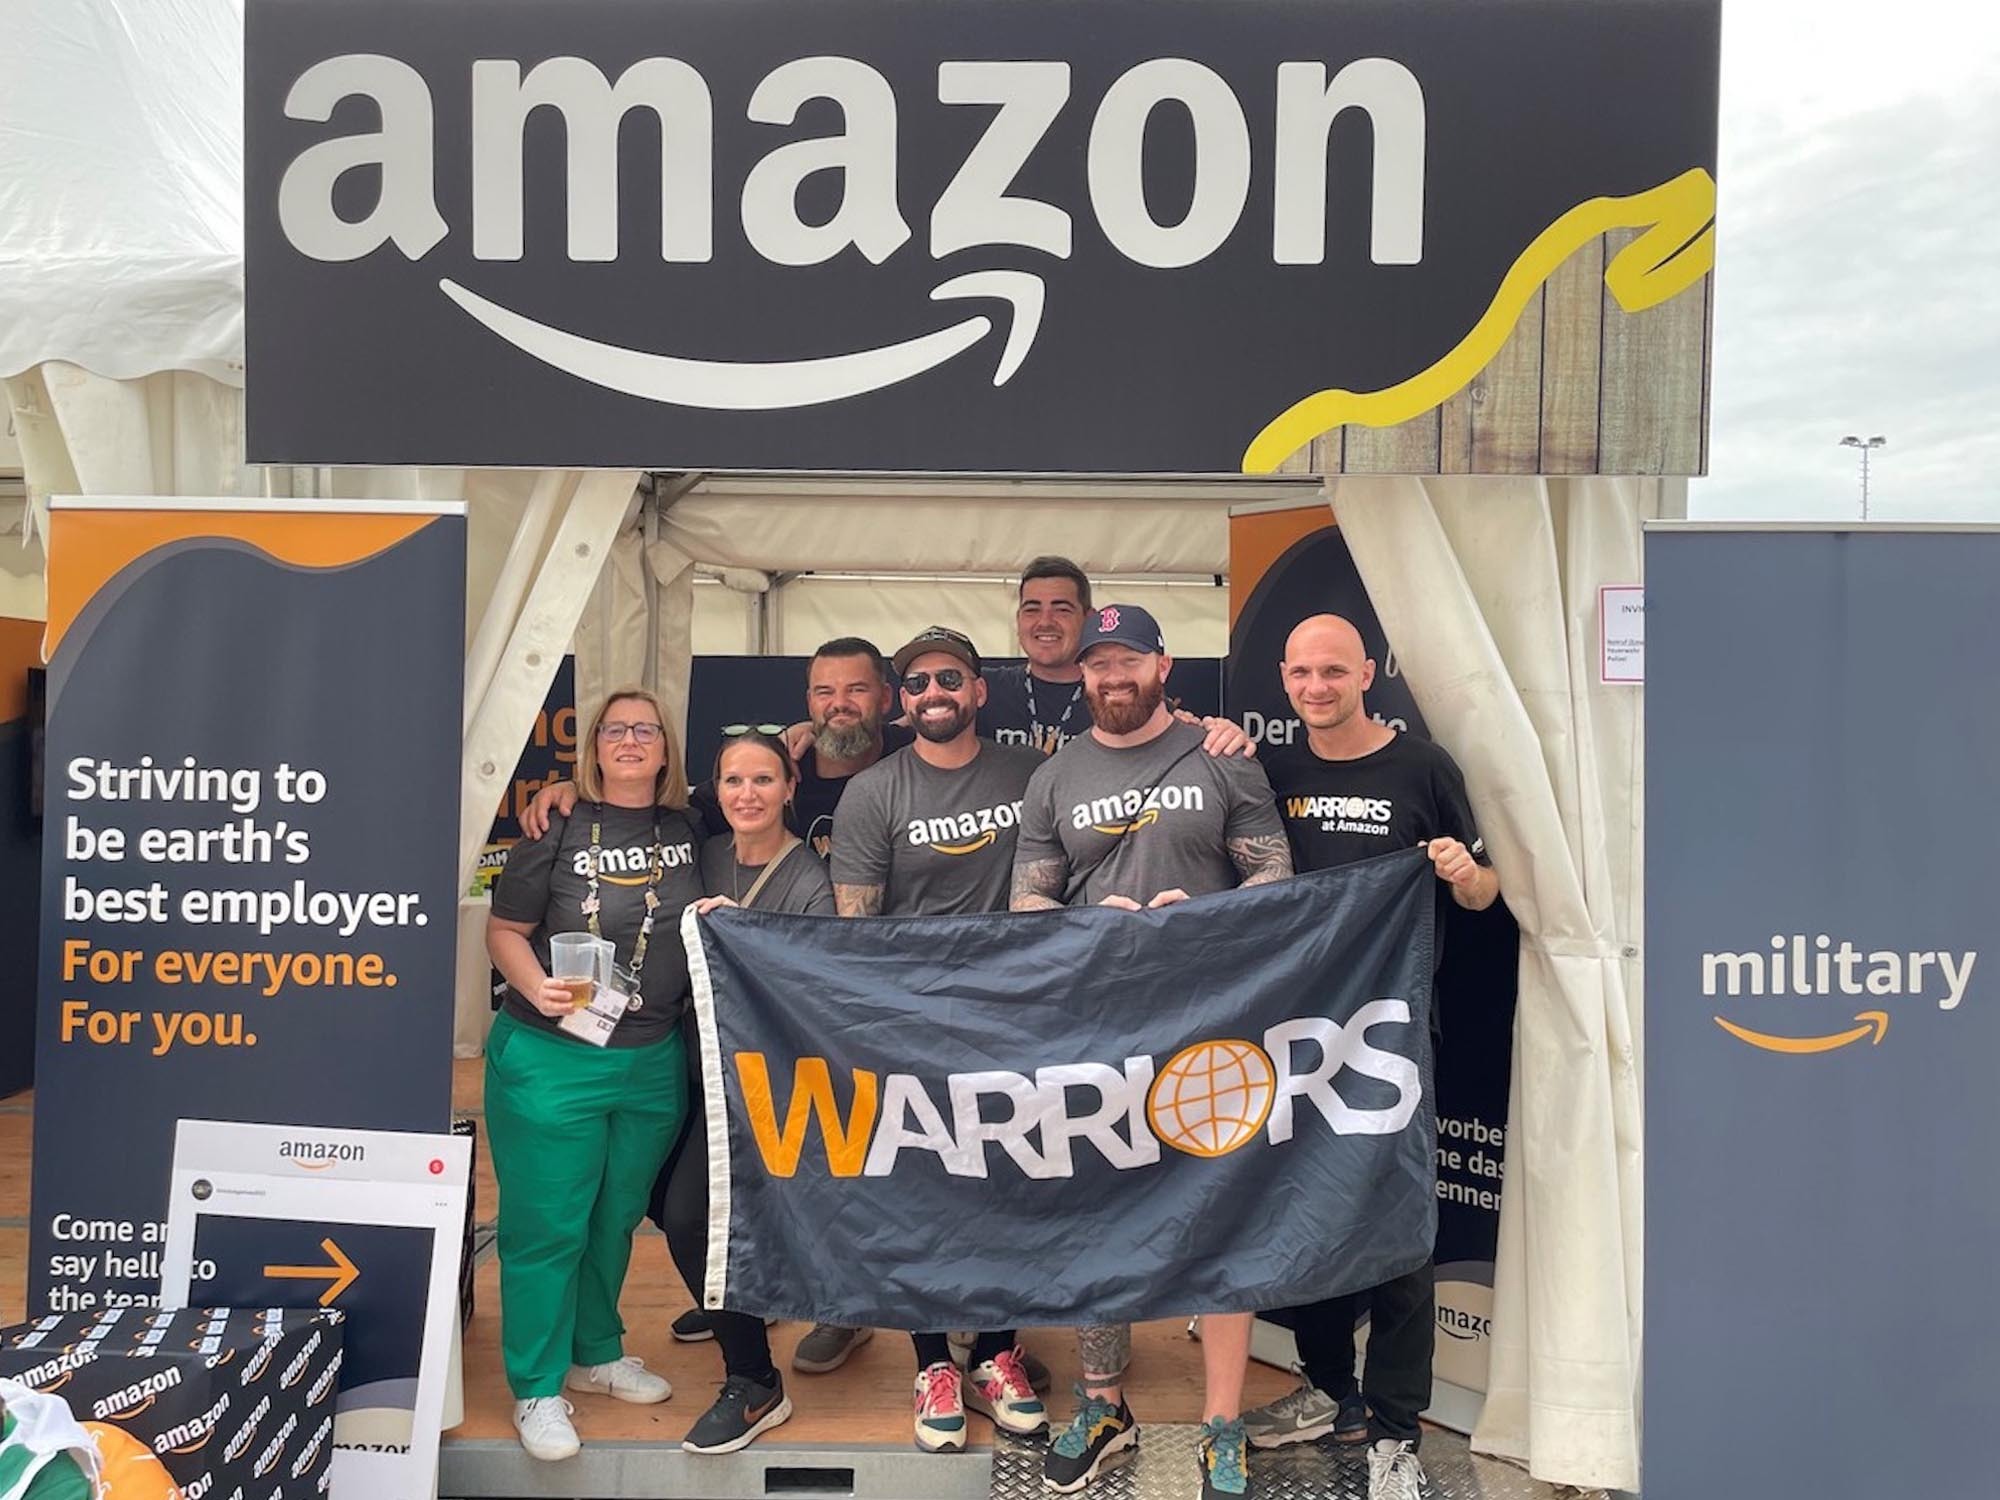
[1243,615,1497,1500]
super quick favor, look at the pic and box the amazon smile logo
[1704,934,1976,1055]
[1072,785,1204,836]
[906,803,1022,856]
[267,45,1713,470]
[573,843,696,884]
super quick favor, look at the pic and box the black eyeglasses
[721,723,787,737]
[902,668,968,694]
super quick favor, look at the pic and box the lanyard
[580,807,667,1005]
[1022,671,1086,753]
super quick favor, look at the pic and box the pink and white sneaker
[913,1361,967,1452]
[965,1346,1049,1436]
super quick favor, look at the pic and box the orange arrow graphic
[1713,1010,1890,1055]
[264,1238,359,1305]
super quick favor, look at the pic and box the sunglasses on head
[721,723,787,738]
[901,668,968,694]
[598,720,663,743]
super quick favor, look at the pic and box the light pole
[1839,435,1886,519]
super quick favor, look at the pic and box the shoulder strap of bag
[1070,735,1207,895]
[739,836,804,910]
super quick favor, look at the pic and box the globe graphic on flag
[1147,1039,1277,1157]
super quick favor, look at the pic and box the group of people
[483,557,1501,1500]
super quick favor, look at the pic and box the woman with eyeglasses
[658,726,834,1455]
[484,688,706,1463]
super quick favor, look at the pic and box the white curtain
[1329,474,1673,1490]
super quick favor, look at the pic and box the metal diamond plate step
[990,1424,1595,1500]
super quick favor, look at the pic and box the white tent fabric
[0,1,244,384]
[1331,474,1676,1490]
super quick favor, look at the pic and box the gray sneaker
[792,1323,873,1373]
[1243,1380,1343,1449]
[1368,1439,1427,1500]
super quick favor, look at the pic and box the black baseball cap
[892,625,982,677]
[1078,603,1166,658]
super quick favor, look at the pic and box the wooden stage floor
[2,1065,1299,1452]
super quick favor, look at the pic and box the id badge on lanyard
[556,939,638,1047]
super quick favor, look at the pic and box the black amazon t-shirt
[491,801,705,1044]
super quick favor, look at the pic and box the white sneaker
[513,1397,580,1461]
[965,1347,1049,1436]
[1368,1438,1427,1500]
[566,1355,672,1405]
[914,1361,968,1452]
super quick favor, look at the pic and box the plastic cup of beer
[550,933,599,1009]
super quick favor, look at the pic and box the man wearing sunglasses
[829,625,1051,1454]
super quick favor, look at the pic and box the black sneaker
[1334,1393,1370,1444]
[1198,1416,1251,1500]
[1042,1385,1138,1492]
[682,1372,794,1455]
[1023,1348,1054,1395]
[672,1308,716,1343]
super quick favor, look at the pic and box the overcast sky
[1696,0,2000,521]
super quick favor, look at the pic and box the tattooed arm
[834,883,885,917]
[1227,831,1294,889]
[1009,858,1067,912]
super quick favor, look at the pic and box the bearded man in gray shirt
[1011,603,1292,1500]
[830,625,1051,1453]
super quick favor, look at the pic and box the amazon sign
[1645,528,2000,1500]
[244,0,1720,474]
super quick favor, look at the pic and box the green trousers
[484,1010,688,1398]
[0,1408,92,1500]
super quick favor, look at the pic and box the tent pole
[463,471,566,733]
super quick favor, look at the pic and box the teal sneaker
[1042,1385,1137,1491]
[1199,1415,1251,1500]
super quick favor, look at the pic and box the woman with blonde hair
[485,688,705,1462]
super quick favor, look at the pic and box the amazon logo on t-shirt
[905,800,1024,855]
[1069,784,1206,836]
[570,841,696,882]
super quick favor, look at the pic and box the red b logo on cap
[1099,607,1120,631]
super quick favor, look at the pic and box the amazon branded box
[0,1305,343,1500]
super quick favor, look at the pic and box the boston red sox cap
[1078,602,1166,658]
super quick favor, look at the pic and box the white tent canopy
[0,0,1670,1486]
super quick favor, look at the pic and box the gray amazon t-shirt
[1015,720,1285,906]
[698,835,837,916]
[830,742,1045,915]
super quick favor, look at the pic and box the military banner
[685,850,1437,1329]
[1646,526,2000,1500]
[245,0,1719,475]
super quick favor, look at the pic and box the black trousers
[1289,1258,1434,1446]
[650,1052,778,1384]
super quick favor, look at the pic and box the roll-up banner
[1646,526,2000,1500]
[27,499,466,1319]
[1226,505,1517,1422]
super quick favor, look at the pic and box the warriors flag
[683,848,1438,1329]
